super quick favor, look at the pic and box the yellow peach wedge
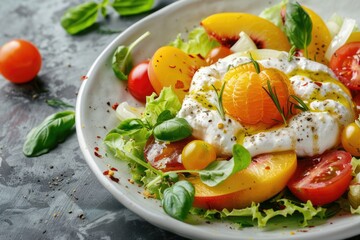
[303,6,332,65]
[201,12,291,51]
[188,151,297,210]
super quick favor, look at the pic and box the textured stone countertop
[0,1,359,240]
[0,0,186,239]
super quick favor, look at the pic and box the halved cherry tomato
[329,42,360,90]
[341,120,360,157]
[287,150,352,206]
[144,136,195,172]
[0,39,42,84]
[353,91,360,117]
[206,46,232,65]
[181,140,217,170]
[128,60,155,103]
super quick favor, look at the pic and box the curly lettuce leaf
[143,87,182,127]
[259,0,287,31]
[169,27,220,57]
[198,199,326,228]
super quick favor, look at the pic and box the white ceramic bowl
[76,0,360,239]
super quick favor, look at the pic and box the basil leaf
[117,118,145,131]
[156,110,175,125]
[153,118,192,142]
[284,2,312,57]
[162,180,195,221]
[100,0,109,17]
[112,46,132,80]
[199,144,251,187]
[60,2,100,35]
[112,31,150,81]
[23,111,75,157]
[112,0,155,16]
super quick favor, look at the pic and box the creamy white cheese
[177,51,355,157]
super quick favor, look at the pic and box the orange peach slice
[201,13,291,51]
[303,6,332,65]
[188,151,297,210]
[148,46,207,101]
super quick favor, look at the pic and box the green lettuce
[259,0,287,31]
[143,87,182,127]
[198,199,326,228]
[169,27,220,57]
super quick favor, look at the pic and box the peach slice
[302,6,332,65]
[188,151,297,210]
[201,13,291,51]
[148,46,207,101]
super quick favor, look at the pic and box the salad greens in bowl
[76,0,360,239]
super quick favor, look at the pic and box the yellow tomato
[181,140,217,170]
[341,121,360,157]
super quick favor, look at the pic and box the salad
[103,0,360,229]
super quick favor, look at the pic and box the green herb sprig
[46,99,74,109]
[211,82,226,120]
[263,80,288,125]
[284,1,313,58]
[61,0,158,35]
[289,94,309,113]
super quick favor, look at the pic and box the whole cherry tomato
[181,140,217,170]
[0,39,42,83]
[128,60,155,102]
[206,46,233,65]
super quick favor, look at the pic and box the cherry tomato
[206,46,232,65]
[341,120,360,157]
[128,60,155,103]
[287,150,352,206]
[0,39,42,83]
[181,140,217,170]
[329,42,360,90]
[144,136,195,172]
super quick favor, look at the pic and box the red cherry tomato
[287,150,352,206]
[128,60,155,102]
[0,39,42,83]
[329,42,360,90]
[206,46,233,65]
[353,90,360,117]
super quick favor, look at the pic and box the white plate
[76,0,360,239]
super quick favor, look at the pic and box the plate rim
[75,0,360,239]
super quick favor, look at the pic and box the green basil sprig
[162,180,195,221]
[23,111,75,157]
[112,31,150,81]
[199,144,251,187]
[61,0,157,35]
[153,118,192,142]
[284,2,312,58]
